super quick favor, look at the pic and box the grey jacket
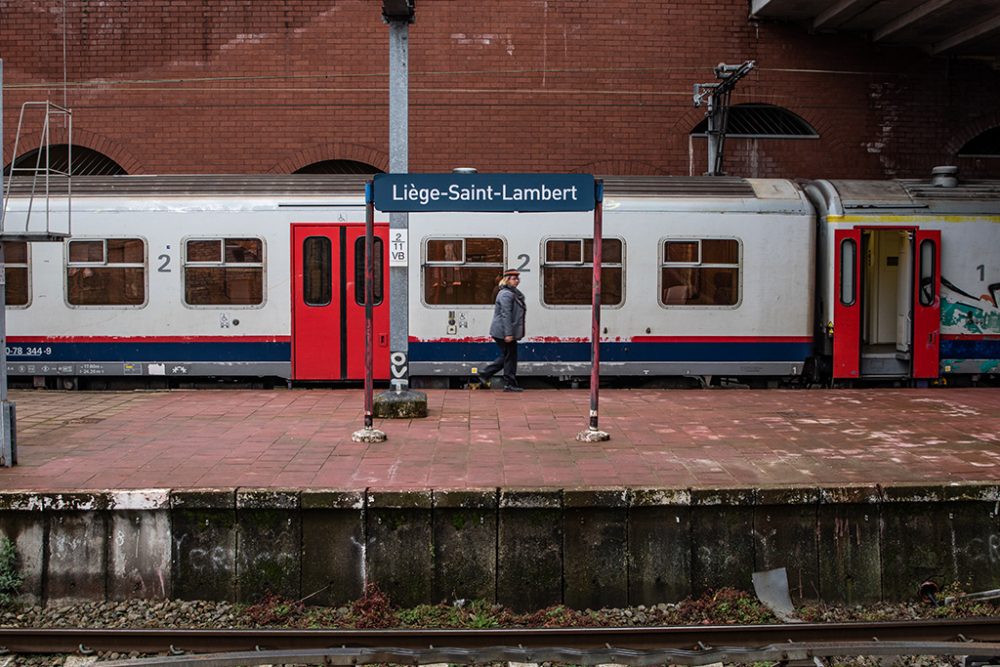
[489,286,526,340]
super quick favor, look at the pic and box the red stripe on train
[7,335,291,343]
[408,335,814,344]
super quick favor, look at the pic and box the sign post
[371,172,609,441]
[576,180,610,442]
[352,182,387,443]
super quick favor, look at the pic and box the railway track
[3,618,1000,665]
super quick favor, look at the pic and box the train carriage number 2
[158,254,172,272]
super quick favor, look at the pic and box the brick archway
[946,115,1000,157]
[3,128,144,175]
[270,144,389,175]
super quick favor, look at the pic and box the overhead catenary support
[693,60,755,177]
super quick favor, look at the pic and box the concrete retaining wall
[1,483,998,609]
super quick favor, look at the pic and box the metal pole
[577,180,609,442]
[0,59,14,466]
[374,8,427,419]
[387,20,410,391]
[365,193,375,430]
[353,183,386,443]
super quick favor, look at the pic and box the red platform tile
[1,387,999,491]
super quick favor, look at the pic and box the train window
[839,239,856,306]
[184,237,263,306]
[3,241,29,307]
[303,236,332,307]
[919,239,936,307]
[542,238,623,306]
[423,237,505,306]
[660,238,739,306]
[353,236,384,306]
[67,238,146,306]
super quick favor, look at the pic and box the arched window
[958,127,1000,158]
[294,160,383,174]
[691,104,818,139]
[3,144,126,176]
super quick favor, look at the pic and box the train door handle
[378,333,388,347]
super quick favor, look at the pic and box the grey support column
[375,2,427,418]
[388,20,409,390]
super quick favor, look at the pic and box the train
[0,172,997,388]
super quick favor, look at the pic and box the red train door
[291,224,389,380]
[911,229,941,378]
[833,228,862,379]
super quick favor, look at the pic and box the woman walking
[475,269,526,392]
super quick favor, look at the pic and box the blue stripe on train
[410,341,815,363]
[941,339,1000,359]
[6,342,290,362]
[9,339,996,366]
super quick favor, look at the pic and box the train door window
[659,238,740,306]
[183,237,264,306]
[423,237,504,305]
[303,236,332,306]
[542,237,623,306]
[66,238,146,306]
[3,241,29,307]
[840,238,857,306]
[918,239,936,306]
[353,236,384,305]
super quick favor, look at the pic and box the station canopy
[750,0,1000,65]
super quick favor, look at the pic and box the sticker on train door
[833,229,862,379]
[911,229,941,378]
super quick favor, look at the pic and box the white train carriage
[1,175,818,385]
[806,174,1000,381]
[407,176,816,380]
[2,176,390,383]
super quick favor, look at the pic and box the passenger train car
[0,173,996,387]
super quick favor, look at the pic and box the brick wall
[2,0,998,178]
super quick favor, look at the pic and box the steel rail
[93,641,1000,667]
[2,617,1000,655]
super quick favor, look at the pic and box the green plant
[0,537,23,608]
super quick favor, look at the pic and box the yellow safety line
[827,214,1000,224]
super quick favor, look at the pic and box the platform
[2,386,1000,611]
[2,387,999,490]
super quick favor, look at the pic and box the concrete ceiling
[750,0,1000,64]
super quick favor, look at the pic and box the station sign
[372,173,596,213]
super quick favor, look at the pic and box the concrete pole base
[576,427,611,442]
[374,389,428,419]
[351,426,387,443]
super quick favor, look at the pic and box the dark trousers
[480,338,518,386]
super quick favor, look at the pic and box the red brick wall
[3,0,998,179]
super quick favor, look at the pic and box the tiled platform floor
[2,387,999,490]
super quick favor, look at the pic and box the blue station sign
[372,173,596,212]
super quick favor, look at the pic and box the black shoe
[503,385,524,392]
